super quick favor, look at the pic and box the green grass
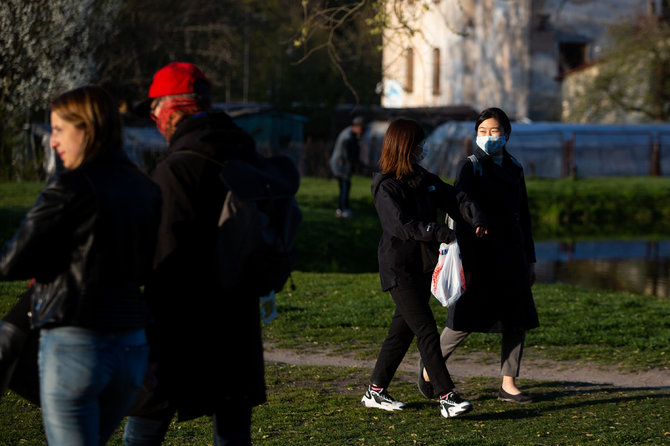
[0,182,42,246]
[2,364,668,445]
[264,273,670,370]
[1,178,670,444]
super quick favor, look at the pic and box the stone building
[381,0,665,121]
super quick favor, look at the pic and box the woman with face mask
[417,107,539,404]
[363,118,487,419]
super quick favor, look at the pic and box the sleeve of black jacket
[453,158,487,269]
[374,179,454,244]
[0,175,87,281]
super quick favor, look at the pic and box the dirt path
[264,346,670,389]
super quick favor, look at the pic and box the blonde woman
[0,86,161,444]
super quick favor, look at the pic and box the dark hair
[50,85,123,166]
[475,107,512,139]
[378,118,425,179]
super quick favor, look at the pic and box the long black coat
[446,148,539,333]
[145,112,266,420]
[371,166,485,291]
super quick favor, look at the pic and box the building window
[432,48,441,95]
[558,42,586,75]
[405,48,414,92]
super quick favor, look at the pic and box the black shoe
[497,387,533,404]
[417,358,434,399]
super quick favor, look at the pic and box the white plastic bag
[430,241,466,307]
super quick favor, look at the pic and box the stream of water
[534,240,670,298]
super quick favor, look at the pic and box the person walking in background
[363,118,487,419]
[0,85,162,445]
[330,116,364,218]
[418,107,539,404]
[123,62,266,446]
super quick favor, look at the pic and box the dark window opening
[558,42,586,75]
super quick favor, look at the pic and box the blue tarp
[421,121,670,178]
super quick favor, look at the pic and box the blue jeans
[39,326,149,446]
[123,403,252,446]
[337,177,351,210]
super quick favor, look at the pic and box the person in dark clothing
[330,116,363,217]
[0,85,162,445]
[123,62,266,446]
[362,118,487,419]
[418,107,539,404]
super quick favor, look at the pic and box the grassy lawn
[1,178,669,445]
[263,273,670,370]
[2,365,668,445]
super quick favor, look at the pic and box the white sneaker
[341,209,354,218]
[335,209,343,217]
[361,385,406,411]
[439,391,473,418]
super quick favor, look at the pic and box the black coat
[0,151,161,330]
[145,111,266,420]
[446,149,539,333]
[371,166,485,291]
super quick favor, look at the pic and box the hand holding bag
[430,241,466,307]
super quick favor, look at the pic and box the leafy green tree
[564,15,670,123]
[0,0,121,180]
[97,0,381,108]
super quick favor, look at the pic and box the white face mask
[476,135,505,155]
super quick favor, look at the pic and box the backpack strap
[467,154,482,177]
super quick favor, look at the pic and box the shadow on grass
[455,381,670,421]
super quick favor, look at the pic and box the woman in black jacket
[430,107,539,404]
[0,86,162,444]
[362,118,486,418]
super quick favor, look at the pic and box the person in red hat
[124,62,266,446]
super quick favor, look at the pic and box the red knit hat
[148,62,211,98]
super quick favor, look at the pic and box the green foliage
[526,176,670,239]
[98,0,381,109]
[293,175,670,274]
[564,16,670,123]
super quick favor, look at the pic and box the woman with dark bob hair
[0,85,162,444]
[362,118,487,418]
[419,107,539,404]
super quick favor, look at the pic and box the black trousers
[370,278,455,396]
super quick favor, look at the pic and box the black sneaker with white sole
[361,385,406,411]
[439,391,473,418]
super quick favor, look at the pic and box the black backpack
[183,151,302,296]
